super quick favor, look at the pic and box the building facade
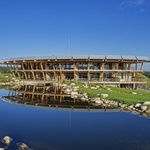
[0,55,149,88]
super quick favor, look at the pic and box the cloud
[121,0,150,7]
[120,0,150,12]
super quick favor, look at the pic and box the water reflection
[2,84,116,111]
[1,86,150,150]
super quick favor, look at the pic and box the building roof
[0,55,150,63]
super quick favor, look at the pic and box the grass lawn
[78,85,150,105]
[0,73,14,82]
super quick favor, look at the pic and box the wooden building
[0,55,149,88]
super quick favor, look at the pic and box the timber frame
[0,55,150,88]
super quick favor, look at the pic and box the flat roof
[0,55,150,63]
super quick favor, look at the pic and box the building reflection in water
[3,84,106,110]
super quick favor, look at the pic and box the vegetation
[63,80,150,105]
[0,73,14,82]
[0,66,10,73]
[143,71,150,78]
[79,85,150,105]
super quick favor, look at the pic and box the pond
[0,85,150,150]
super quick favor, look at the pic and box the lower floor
[12,70,146,89]
[12,70,144,81]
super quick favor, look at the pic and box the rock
[1,136,13,145]
[104,100,110,104]
[118,102,122,107]
[70,83,75,86]
[91,87,97,89]
[114,102,118,106]
[64,88,71,94]
[17,142,30,150]
[132,92,137,95]
[134,103,142,108]
[71,91,78,95]
[93,97,103,104]
[145,109,150,114]
[120,104,127,108]
[80,97,86,101]
[62,84,67,87]
[128,105,134,110]
[71,95,78,99]
[140,105,148,111]
[100,94,108,99]
[143,101,150,105]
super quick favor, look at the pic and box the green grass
[78,86,150,105]
[0,73,19,82]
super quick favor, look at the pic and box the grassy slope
[79,86,150,105]
[0,73,12,82]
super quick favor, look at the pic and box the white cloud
[120,0,150,12]
[121,0,150,7]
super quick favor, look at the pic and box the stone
[64,88,71,94]
[17,142,32,150]
[132,92,137,95]
[104,100,110,104]
[80,97,86,101]
[114,102,118,106]
[134,103,142,108]
[143,101,150,105]
[140,105,148,111]
[95,100,102,104]
[91,87,97,89]
[62,84,67,87]
[70,83,75,86]
[93,97,100,101]
[1,136,13,145]
[118,102,122,107]
[120,104,127,108]
[128,105,134,109]
[145,109,150,114]
[71,91,78,95]
[100,94,108,99]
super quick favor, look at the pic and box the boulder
[71,91,78,95]
[145,109,150,114]
[134,103,141,108]
[143,101,150,105]
[120,104,127,108]
[17,142,29,150]
[64,88,71,94]
[1,136,13,145]
[100,94,108,99]
[128,105,134,110]
[140,105,148,111]
[70,83,75,86]
[104,100,110,104]
[80,97,86,101]
[132,92,137,95]
[91,87,97,89]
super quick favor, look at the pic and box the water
[0,88,150,150]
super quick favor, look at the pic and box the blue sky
[0,0,150,61]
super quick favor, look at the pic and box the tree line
[0,66,10,73]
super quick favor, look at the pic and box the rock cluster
[60,83,150,116]
[0,136,32,150]
[0,78,24,86]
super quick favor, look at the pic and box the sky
[0,0,150,67]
